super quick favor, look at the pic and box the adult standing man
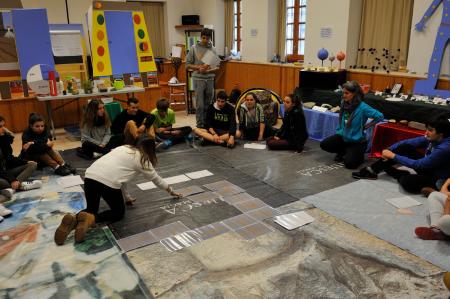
[186,28,219,129]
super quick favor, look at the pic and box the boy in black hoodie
[193,91,236,148]
[0,116,42,201]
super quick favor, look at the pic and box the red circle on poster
[139,42,148,51]
[133,14,141,24]
[97,30,105,41]
[97,61,104,72]
[97,46,105,56]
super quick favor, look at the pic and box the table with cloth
[297,88,450,124]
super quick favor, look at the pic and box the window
[285,0,306,59]
[233,0,241,52]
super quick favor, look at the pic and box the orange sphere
[336,51,346,61]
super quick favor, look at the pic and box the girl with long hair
[54,120,182,245]
[77,100,113,159]
[21,113,74,176]
[267,94,308,152]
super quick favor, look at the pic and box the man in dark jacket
[352,116,450,194]
[110,98,155,146]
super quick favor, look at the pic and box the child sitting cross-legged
[21,113,75,176]
[0,115,42,203]
[151,98,192,149]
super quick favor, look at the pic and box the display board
[91,9,156,77]
[11,8,55,80]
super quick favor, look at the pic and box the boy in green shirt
[151,98,193,149]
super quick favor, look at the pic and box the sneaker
[20,180,43,191]
[54,213,77,245]
[0,204,12,217]
[415,227,450,240]
[0,215,3,222]
[0,188,15,199]
[93,152,103,159]
[421,187,436,197]
[64,164,77,174]
[185,133,194,142]
[161,140,172,149]
[55,165,71,176]
[352,167,378,180]
[76,147,93,160]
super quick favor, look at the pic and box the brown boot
[74,211,95,243]
[54,213,77,245]
[444,272,450,291]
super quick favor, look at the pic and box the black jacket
[21,128,53,156]
[111,110,155,135]
[276,107,309,150]
[205,103,237,136]
[0,132,27,182]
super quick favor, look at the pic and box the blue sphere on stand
[317,48,329,66]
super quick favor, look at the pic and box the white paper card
[202,50,220,68]
[137,181,156,190]
[244,143,266,150]
[185,170,214,180]
[274,211,315,230]
[171,46,182,58]
[50,30,83,57]
[57,175,83,188]
[385,196,422,209]
[164,175,191,185]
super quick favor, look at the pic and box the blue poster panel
[12,9,55,79]
[104,11,139,75]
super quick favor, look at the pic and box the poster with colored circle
[132,11,157,73]
[92,10,112,76]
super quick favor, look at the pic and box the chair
[235,88,282,126]
[104,101,123,122]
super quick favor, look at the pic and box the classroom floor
[3,111,449,298]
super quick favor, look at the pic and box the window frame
[233,0,241,52]
[286,0,306,60]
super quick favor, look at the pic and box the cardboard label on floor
[234,198,268,213]
[246,206,280,221]
[149,221,190,241]
[274,211,315,230]
[223,192,256,205]
[185,170,214,179]
[235,222,273,240]
[117,230,157,252]
[222,214,258,231]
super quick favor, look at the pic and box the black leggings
[156,126,192,144]
[83,178,125,223]
[81,141,113,158]
[320,134,367,169]
[369,144,438,193]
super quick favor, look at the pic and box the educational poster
[90,10,156,76]
[92,10,112,77]
[104,11,139,75]
[11,8,55,80]
[132,11,157,73]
